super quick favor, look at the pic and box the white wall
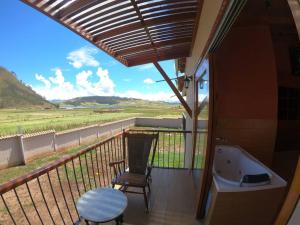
[0,135,24,169]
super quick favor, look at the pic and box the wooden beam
[153,62,192,117]
[274,156,300,225]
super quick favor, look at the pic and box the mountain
[0,67,55,109]
[60,96,174,107]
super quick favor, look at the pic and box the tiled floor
[109,168,203,225]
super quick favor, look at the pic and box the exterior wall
[185,0,224,76]
[22,131,55,160]
[55,129,81,151]
[0,135,24,169]
[214,26,278,166]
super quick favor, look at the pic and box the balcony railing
[0,129,207,225]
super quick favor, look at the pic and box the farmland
[0,102,186,136]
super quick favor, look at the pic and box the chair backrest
[123,132,158,174]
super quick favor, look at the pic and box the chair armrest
[109,160,125,167]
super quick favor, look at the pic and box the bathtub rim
[213,145,287,192]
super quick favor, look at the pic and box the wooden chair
[109,131,159,211]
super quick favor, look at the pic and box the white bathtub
[206,145,287,225]
[213,145,286,191]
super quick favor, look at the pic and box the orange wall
[272,26,300,152]
[214,25,278,165]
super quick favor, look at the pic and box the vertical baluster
[114,138,119,161]
[56,168,74,223]
[1,194,17,225]
[162,132,165,168]
[25,182,44,225]
[104,143,111,185]
[79,155,87,192]
[157,131,160,167]
[46,172,67,225]
[173,132,176,168]
[71,159,81,196]
[110,140,115,169]
[99,144,108,186]
[183,132,186,168]
[111,138,116,162]
[37,177,56,225]
[13,188,31,224]
[89,150,97,188]
[196,133,200,168]
[168,132,171,168]
[179,132,182,168]
[95,146,103,187]
[64,164,80,218]
[105,142,113,181]
[84,153,92,190]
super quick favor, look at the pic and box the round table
[76,188,128,224]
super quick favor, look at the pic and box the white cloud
[143,78,155,84]
[33,67,115,100]
[138,63,153,70]
[67,46,99,68]
[35,74,51,89]
[76,67,115,96]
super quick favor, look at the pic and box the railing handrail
[0,132,123,195]
[0,128,208,194]
[130,129,207,133]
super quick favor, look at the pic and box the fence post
[53,131,57,152]
[18,135,26,165]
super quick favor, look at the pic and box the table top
[76,188,128,223]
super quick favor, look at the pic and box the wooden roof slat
[93,12,196,41]
[84,13,138,33]
[90,17,141,36]
[57,0,120,21]
[109,36,150,50]
[143,9,197,20]
[150,28,194,36]
[117,37,192,55]
[103,30,146,44]
[40,0,58,10]
[22,0,202,67]
[106,33,148,47]
[75,5,135,29]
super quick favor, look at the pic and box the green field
[0,102,185,136]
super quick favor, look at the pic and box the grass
[0,102,190,136]
[0,138,102,184]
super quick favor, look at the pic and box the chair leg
[147,181,151,193]
[143,187,149,212]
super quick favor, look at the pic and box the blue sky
[0,0,178,102]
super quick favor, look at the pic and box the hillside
[61,96,174,107]
[0,67,54,108]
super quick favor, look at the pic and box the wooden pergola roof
[22,0,201,67]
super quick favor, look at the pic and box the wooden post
[153,61,192,118]
[274,156,300,225]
